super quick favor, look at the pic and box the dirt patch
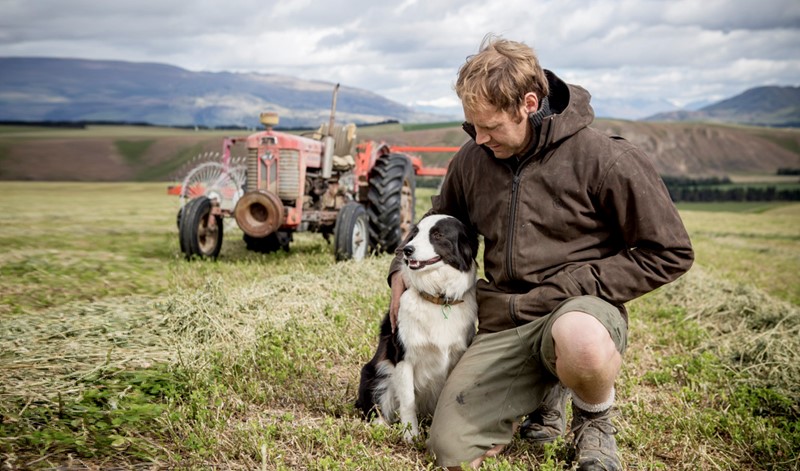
[4,138,132,181]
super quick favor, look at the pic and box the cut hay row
[657,267,800,402]
[1,255,388,402]
[1,296,173,403]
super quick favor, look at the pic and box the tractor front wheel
[179,196,223,259]
[367,153,416,254]
[334,202,369,261]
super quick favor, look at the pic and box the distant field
[1,182,797,469]
[729,174,800,184]
[685,181,800,192]
[1,121,799,182]
[679,202,800,304]
[676,201,796,213]
[401,121,463,132]
[354,122,405,137]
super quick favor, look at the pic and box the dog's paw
[371,416,387,427]
[402,427,419,443]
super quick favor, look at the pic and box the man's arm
[513,147,694,318]
[386,209,436,332]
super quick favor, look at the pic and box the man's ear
[523,92,539,113]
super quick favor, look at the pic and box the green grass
[0,183,172,314]
[0,183,798,469]
[401,122,463,132]
[353,122,405,138]
[677,181,800,192]
[114,139,155,166]
[676,201,795,213]
[748,128,800,155]
[679,203,800,304]
[136,143,207,182]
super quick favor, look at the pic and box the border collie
[356,214,479,440]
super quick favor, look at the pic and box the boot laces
[573,409,618,445]
[540,407,562,423]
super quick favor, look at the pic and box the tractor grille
[246,148,259,192]
[278,149,300,200]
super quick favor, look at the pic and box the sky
[1,0,799,119]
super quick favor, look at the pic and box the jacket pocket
[476,282,518,334]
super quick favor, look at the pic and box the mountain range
[0,57,798,127]
[643,86,800,127]
[0,57,442,128]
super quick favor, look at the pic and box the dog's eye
[431,231,441,240]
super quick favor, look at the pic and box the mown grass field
[1,183,798,470]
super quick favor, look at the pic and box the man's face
[464,95,537,159]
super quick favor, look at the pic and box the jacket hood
[462,70,595,158]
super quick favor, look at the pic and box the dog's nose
[403,245,415,257]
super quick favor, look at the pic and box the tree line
[661,175,800,202]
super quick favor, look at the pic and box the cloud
[0,0,798,119]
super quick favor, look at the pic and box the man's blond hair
[455,35,549,116]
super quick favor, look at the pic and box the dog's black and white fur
[356,214,479,440]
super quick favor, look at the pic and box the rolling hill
[0,120,798,181]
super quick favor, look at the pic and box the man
[387,36,694,469]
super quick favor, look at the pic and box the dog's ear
[458,224,479,270]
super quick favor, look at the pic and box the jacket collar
[461,70,594,161]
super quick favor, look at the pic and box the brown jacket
[392,71,694,334]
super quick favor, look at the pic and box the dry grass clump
[0,225,390,410]
[141,256,412,468]
[654,266,800,402]
[0,296,172,405]
[158,255,389,370]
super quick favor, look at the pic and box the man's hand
[389,271,407,333]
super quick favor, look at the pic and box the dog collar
[419,291,463,306]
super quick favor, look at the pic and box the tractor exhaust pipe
[321,83,340,179]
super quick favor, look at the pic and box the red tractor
[170,85,457,261]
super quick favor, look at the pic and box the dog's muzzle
[405,256,442,270]
[402,244,442,270]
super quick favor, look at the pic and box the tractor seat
[316,123,357,171]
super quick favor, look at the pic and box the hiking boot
[571,404,621,471]
[520,383,569,443]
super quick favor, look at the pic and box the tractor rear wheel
[334,202,368,261]
[367,153,416,253]
[179,196,223,259]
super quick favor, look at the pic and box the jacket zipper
[506,117,553,283]
[506,171,522,325]
[505,116,553,323]
[506,171,521,281]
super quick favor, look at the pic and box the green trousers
[427,295,628,467]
